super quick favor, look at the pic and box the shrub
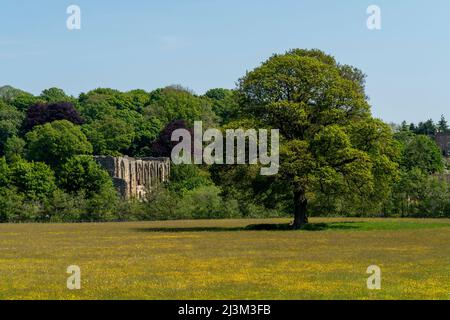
[116,199,146,221]
[177,185,232,219]
[143,185,240,220]
[143,187,181,220]
[41,190,86,222]
[81,189,119,222]
[169,164,213,194]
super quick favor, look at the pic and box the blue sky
[1,0,449,123]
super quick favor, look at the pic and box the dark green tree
[400,135,443,173]
[438,115,448,133]
[4,136,26,163]
[413,119,436,136]
[400,121,410,132]
[83,116,134,156]
[204,88,240,125]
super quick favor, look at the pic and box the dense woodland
[0,49,449,225]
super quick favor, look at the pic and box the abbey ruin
[94,156,170,199]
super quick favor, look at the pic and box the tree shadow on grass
[133,222,360,233]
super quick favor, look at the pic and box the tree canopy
[24,102,83,131]
[398,134,443,174]
[235,49,399,228]
[26,120,93,167]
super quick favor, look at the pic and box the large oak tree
[237,49,399,229]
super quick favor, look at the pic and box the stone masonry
[94,156,170,199]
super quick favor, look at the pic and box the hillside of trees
[1,49,449,224]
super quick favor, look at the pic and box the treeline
[385,119,449,217]
[394,116,449,136]
[315,126,450,218]
[0,85,276,222]
[0,49,449,223]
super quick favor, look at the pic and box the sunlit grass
[0,217,449,300]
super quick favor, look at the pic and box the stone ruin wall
[94,156,170,199]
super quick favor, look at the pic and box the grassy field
[0,218,449,300]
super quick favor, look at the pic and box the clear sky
[1,0,449,123]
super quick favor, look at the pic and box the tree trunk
[292,188,308,230]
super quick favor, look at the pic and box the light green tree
[145,86,218,127]
[26,120,93,167]
[237,49,399,228]
[10,159,57,201]
[40,87,74,103]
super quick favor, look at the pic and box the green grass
[301,220,450,231]
[0,217,449,300]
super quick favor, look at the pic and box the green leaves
[58,155,114,197]
[400,135,444,174]
[82,116,134,156]
[145,86,218,127]
[233,48,400,218]
[25,120,93,167]
[40,87,75,104]
[0,101,24,154]
[10,160,57,201]
[204,88,240,125]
